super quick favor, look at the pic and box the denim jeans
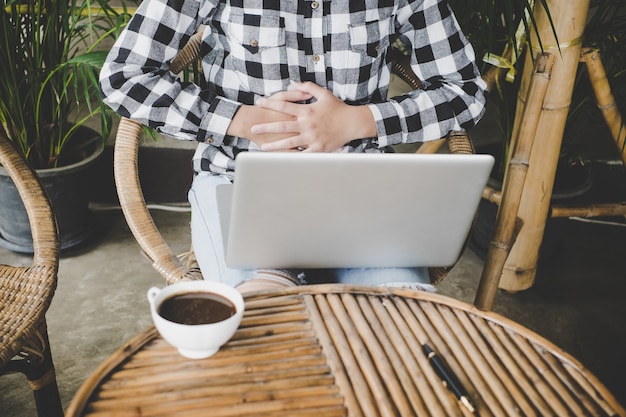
[189,173,433,290]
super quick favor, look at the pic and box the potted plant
[0,0,133,252]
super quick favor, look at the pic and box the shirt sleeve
[368,0,487,147]
[98,0,238,145]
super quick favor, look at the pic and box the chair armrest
[0,132,59,267]
[0,132,59,366]
[113,118,199,284]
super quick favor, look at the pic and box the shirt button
[312,54,320,63]
[206,137,214,144]
[249,39,258,48]
[311,1,319,9]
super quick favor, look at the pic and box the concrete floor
[1,203,625,415]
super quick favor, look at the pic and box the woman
[100,0,487,292]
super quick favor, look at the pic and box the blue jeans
[189,173,432,290]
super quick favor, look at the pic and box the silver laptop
[217,152,494,269]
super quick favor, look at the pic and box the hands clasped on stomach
[232,81,376,153]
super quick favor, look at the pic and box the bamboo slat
[382,298,457,416]
[66,285,625,417]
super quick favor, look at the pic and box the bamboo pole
[482,188,626,218]
[550,203,626,218]
[496,0,591,293]
[475,53,555,311]
[580,48,626,164]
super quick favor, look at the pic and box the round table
[66,285,624,416]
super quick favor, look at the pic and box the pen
[422,343,475,414]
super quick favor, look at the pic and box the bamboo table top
[66,285,624,417]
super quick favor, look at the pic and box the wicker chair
[114,31,476,287]
[0,132,63,416]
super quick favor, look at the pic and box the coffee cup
[147,281,244,359]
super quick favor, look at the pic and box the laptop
[216,152,494,269]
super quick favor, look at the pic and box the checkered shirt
[100,0,487,177]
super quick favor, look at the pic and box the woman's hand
[227,104,297,146]
[251,82,376,152]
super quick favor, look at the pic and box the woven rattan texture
[0,265,55,364]
[0,135,58,364]
[0,136,59,366]
[0,131,62,416]
[68,286,624,417]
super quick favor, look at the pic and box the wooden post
[581,48,626,165]
[496,0,591,292]
[475,53,555,311]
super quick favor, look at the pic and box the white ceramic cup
[147,281,244,359]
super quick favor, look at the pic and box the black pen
[422,343,475,414]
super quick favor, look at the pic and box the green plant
[449,0,553,72]
[0,0,133,169]
[450,0,625,175]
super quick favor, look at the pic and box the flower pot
[0,127,103,253]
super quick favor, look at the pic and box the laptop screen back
[217,152,494,269]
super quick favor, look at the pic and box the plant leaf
[66,50,109,70]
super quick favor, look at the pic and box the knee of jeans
[337,267,430,286]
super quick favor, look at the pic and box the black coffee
[158,292,236,325]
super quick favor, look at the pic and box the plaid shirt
[100,0,487,177]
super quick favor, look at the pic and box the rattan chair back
[0,131,63,416]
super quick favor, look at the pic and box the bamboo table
[66,285,624,417]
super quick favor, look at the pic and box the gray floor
[1,204,625,415]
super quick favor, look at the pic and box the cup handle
[147,287,161,306]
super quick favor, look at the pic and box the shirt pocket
[226,13,288,94]
[338,17,394,101]
[349,18,393,58]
